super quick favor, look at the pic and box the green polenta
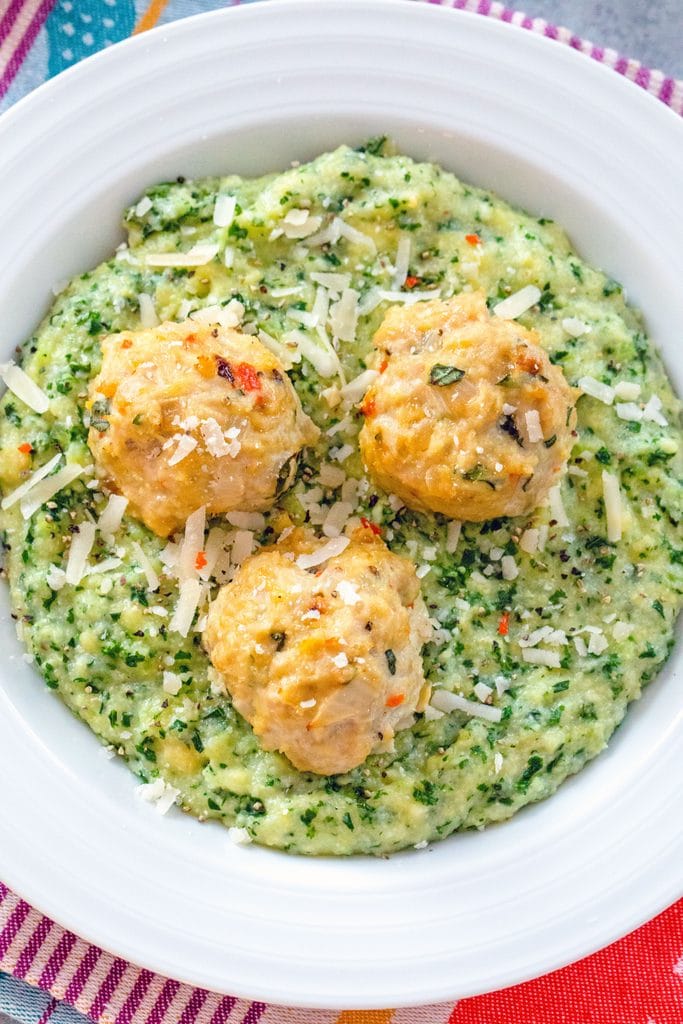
[0,141,681,855]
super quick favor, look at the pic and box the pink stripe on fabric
[0,900,30,958]
[64,943,102,1006]
[240,1003,268,1024]
[14,915,55,978]
[0,881,9,900]
[115,968,155,1024]
[179,986,209,1024]
[209,996,238,1024]
[38,932,76,990]
[659,77,675,104]
[147,978,181,1024]
[88,957,129,1021]
[37,997,58,1024]
[0,0,26,47]
[0,0,56,99]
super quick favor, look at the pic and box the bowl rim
[0,0,682,1009]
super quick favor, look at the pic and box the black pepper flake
[385,649,397,675]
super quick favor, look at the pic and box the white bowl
[0,0,681,1009]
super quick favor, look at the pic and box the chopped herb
[385,649,397,675]
[543,434,557,448]
[429,364,465,386]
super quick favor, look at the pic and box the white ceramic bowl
[0,0,681,1009]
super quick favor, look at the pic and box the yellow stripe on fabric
[133,0,171,35]
[335,1012,395,1024]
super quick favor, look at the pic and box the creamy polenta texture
[0,141,681,854]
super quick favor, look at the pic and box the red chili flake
[17,443,33,454]
[404,275,421,289]
[386,693,405,708]
[121,339,133,349]
[232,362,262,393]
[465,233,481,246]
[379,358,389,374]
[498,612,510,636]
[360,516,382,536]
[195,551,208,571]
[360,398,376,417]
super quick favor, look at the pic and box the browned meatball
[203,527,433,775]
[359,293,577,521]
[87,320,319,537]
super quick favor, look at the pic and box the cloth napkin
[1,1,682,1021]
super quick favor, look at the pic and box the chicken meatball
[87,320,319,537]
[203,527,433,775]
[359,293,577,521]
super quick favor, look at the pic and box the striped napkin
[1,1,682,1022]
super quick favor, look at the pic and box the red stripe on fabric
[0,899,30,958]
[450,900,683,1024]
[115,968,155,1024]
[179,986,209,1024]
[147,978,181,1024]
[37,996,58,1024]
[0,0,27,47]
[209,996,238,1024]
[14,915,55,978]
[38,931,76,989]
[0,0,56,99]
[63,943,102,1006]
[88,957,128,1021]
[240,1003,268,1024]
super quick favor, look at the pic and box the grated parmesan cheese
[231,530,254,564]
[213,194,237,228]
[547,484,569,527]
[134,195,153,217]
[336,580,361,606]
[295,535,350,570]
[519,528,539,554]
[561,317,589,338]
[138,293,159,328]
[430,689,502,723]
[162,671,183,696]
[0,361,50,414]
[20,462,86,520]
[322,501,354,538]
[614,381,641,401]
[446,520,462,554]
[501,555,519,581]
[578,376,615,405]
[65,521,97,585]
[169,578,202,636]
[228,826,253,846]
[191,299,244,329]
[392,236,411,289]
[521,648,561,668]
[329,288,359,343]
[1,452,61,511]
[178,505,206,580]
[377,288,440,305]
[340,369,378,404]
[492,284,541,320]
[642,394,668,426]
[131,541,160,591]
[167,434,198,466]
[145,243,219,268]
[615,402,643,422]
[525,409,543,443]
[136,778,180,815]
[588,632,609,655]
[46,565,67,591]
[310,272,351,294]
[97,493,128,536]
[612,621,632,641]
[601,470,622,543]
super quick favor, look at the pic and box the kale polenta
[0,141,681,855]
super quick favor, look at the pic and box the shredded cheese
[547,483,569,527]
[167,434,198,466]
[561,316,589,337]
[519,528,539,554]
[213,194,237,228]
[0,361,50,414]
[340,369,378,404]
[446,520,462,554]
[295,536,350,570]
[20,463,85,519]
[65,521,97,585]
[97,493,128,535]
[525,409,543,443]
[1,452,62,511]
[578,376,615,405]
[521,648,561,668]
[501,555,519,581]
[492,285,541,319]
[430,689,502,723]
[162,671,183,696]
[178,506,206,580]
[145,244,219,268]
[169,578,202,636]
[602,470,622,543]
[138,293,159,328]
[614,381,641,401]
[136,778,180,815]
[329,288,359,343]
[392,236,411,289]
[191,299,244,329]
[131,540,160,591]
[615,402,643,422]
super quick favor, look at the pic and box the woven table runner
[1,1,682,1021]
